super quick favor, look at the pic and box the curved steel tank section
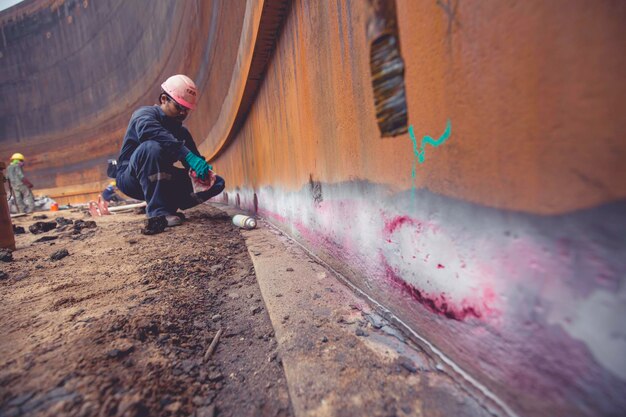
[2,1,626,416]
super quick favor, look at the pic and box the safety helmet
[161,74,198,110]
[10,153,24,161]
[110,180,116,187]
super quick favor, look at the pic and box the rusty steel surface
[208,1,626,416]
[1,1,626,416]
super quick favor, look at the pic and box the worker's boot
[165,215,182,227]
[141,215,167,235]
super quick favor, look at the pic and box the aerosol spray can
[232,214,257,229]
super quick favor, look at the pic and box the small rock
[228,292,240,299]
[32,214,48,220]
[0,249,13,262]
[211,314,222,322]
[355,328,368,337]
[275,293,283,297]
[207,371,223,382]
[50,249,69,261]
[282,315,290,321]
[321,336,328,343]
[196,405,216,417]
[12,225,25,234]
[380,325,406,342]
[210,264,223,273]
[250,306,262,315]
[107,339,134,359]
[397,356,418,373]
[73,219,97,231]
[286,267,294,272]
[313,293,321,300]
[164,401,182,413]
[0,271,8,280]
[364,312,385,329]
[55,217,73,226]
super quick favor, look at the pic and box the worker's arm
[178,127,212,178]
[132,108,191,161]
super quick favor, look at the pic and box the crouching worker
[102,180,124,204]
[115,74,225,235]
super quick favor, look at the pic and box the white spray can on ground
[232,214,257,229]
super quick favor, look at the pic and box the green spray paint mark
[408,120,452,199]
[409,119,452,166]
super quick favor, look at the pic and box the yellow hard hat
[110,180,116,187]
[10,153,24,161]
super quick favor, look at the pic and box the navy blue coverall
[116,105,225,217]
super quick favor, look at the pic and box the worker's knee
[214,176,225,194]
[194,176,225,203]
[134,141,165,161]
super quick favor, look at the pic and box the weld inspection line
[260,218,520,417]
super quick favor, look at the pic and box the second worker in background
[115,74,225,234]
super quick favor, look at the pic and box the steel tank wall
[209,1,626,416]
[0,0,246,203]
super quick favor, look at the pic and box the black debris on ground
[29,222,57,234]
[0,249,13,262]
[50,249,69,261]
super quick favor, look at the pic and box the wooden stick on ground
[203,328,223,362]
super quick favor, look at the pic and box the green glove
[185,152,210,180]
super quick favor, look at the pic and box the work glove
[185,152,211,180]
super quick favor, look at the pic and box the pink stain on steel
[381,255,483,321]
[383,215,422,236]
[261,207,498,321]
[381,213,498,320]
[258,208,288,224]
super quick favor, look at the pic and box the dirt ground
[0,204,293,417]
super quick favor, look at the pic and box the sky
[0,0,24,12]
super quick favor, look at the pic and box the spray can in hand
[232,214,257,229]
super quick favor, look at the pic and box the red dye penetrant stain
[383,215,422,236]
[437,264,445,269]
[258,208,288,224]
[381,256,481,321]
